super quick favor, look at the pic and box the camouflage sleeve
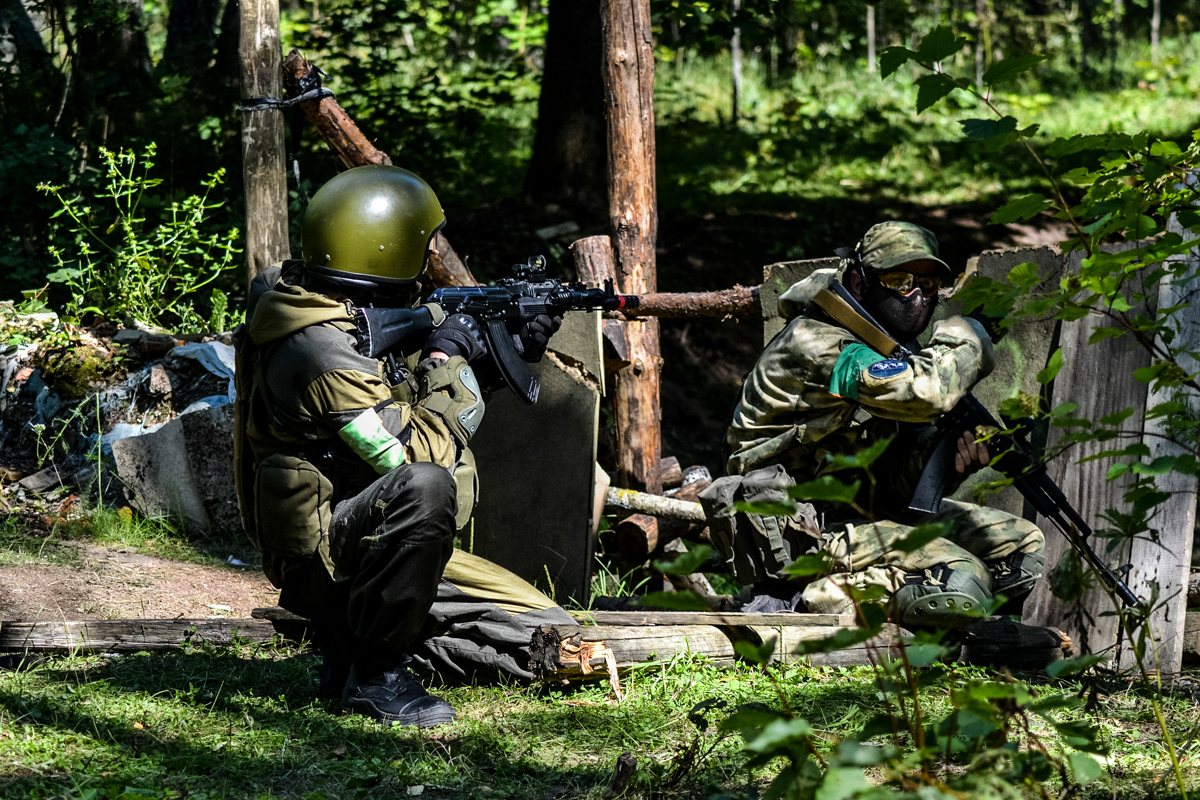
[854,316,994,423]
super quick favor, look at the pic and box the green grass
[0,509,259,571]
[2,641,1199,799]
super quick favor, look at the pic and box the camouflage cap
[855,221,953,277]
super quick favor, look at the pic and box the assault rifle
[355,255,639,405]
[812,279,1137,607]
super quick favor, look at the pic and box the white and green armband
[337,405,407,475]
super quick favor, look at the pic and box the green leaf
[990,194,1051,225]
[1046,653,1105,677]
[745,717,815,753]
[1054,719,1107,754]
[960,116,1018,140]
[858,713,896,739]
[1132,456,1178,475]
[795,625,879,655]
[816,767,869,800]
[826,436,893,471]
[892,523,949,553]
[46,267,82,283]
[905,643,949,668]
[1069,752,1105,784]
[916,26,970,62]
[720,705,784,733]
[638,590,711,611]
[734,636,777,665]
[1037,348,1064,384]
[1045,133,1118,158]
[789,476,861,505]
[1149,140,1182,157]
[879,46,917,78]
[1106,463,1130,480]
[782,552,835,577]
[653,544,714,576]
[1087,326,1126,345]
[982,54,1048,85]
[915,74,958,114]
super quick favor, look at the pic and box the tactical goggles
[876,270,942,296]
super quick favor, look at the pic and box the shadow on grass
[0,649,719,798]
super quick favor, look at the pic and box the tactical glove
[424,314,487,363]
[513,313,563,363]
[966,308,1006,344]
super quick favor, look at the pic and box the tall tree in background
[524,0,607,212]
[162,0,222,77]
[71,0,154,147]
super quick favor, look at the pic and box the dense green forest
[4,0,1199,294]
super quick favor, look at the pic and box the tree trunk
[730,0,742,122]
[524,0,607,212]
[162,0,222,76]
[209,0,241,91]
[601,0,662,495]
[239,0,291,283]
[0,0,51,71]
[866,5,876,73]
[1151,0,1161,60]
[72,0,154,144]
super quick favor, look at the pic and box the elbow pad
[419,355,486,444]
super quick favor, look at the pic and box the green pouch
[253,454,334,569]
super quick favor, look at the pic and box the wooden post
[1120,211,1200,674]
[239,0,291,283]
[600,0,662,495]
[731,0,742,122]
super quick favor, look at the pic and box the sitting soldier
[709,221,1046,629]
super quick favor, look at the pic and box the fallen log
[0,619,286,653]
[618,287,760,319]
[605,487,705,523]
[529,616,903,684]
[616,467,713,564]
[281,48,479,289]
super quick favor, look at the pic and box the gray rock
[17,465,69,494]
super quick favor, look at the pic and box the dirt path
[0,545,277,622]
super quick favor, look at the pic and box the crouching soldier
[705,221,1047,631]
[233,165,572,727]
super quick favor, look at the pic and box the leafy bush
[38,144,242,334]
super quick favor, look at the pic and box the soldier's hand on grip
[954,430,990,475]
[425,314,487,364]
[514,314,563,362]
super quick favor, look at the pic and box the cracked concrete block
[110,404,239,536]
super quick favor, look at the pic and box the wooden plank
[570,611,853,627]
[543,621,897,680]
[1121,217,1200,674]
[601,0,662,494]
[0,619,285,653]
[238,0,291,283]
[1023,243,1149,661]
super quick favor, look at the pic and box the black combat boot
[342,663,456,727]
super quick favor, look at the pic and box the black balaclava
[859,267,938,343]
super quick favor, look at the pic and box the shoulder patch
[867,359,909,379]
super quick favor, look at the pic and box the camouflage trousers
[802,500,1045,626]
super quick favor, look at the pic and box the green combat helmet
[302,164,446,287]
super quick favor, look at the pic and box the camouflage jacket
[726,268,994,515]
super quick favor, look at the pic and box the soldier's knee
[377,462,457,526]
[895,565,990,629]
[1014,519,1045,554]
